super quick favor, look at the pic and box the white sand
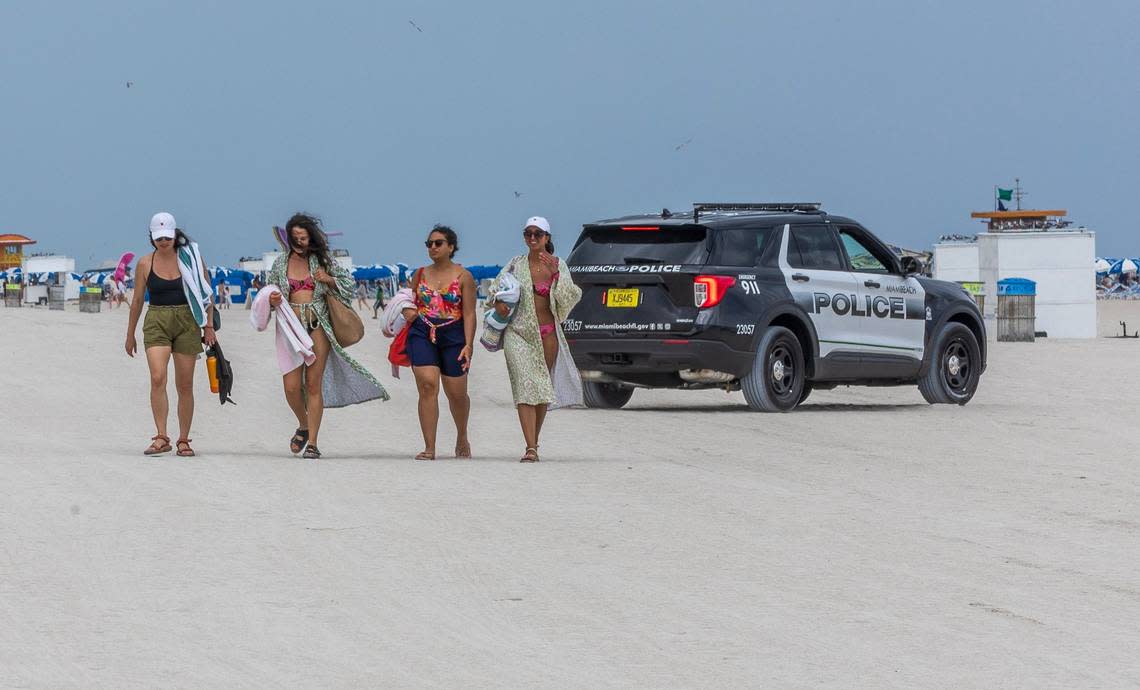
[2,301,1139,687]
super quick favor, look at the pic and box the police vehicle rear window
[708,226,777,266]
[568,225,709,265]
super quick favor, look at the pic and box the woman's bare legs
[305,327,331,446]
[145,346,172,437]
[441,373,471,457]
[172,352,197,441]
[534,331,559,442]
[412,365,441,458]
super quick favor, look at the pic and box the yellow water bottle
[206,350,220,394]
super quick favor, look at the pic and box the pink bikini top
[288,275,315,292]
[533,271,559,298]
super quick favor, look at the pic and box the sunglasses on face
[425,239,448,248]
[154,237,173,242]
[522,230,547,240]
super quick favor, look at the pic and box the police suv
[563,203,986,412]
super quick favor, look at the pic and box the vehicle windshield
[568,225,709,265]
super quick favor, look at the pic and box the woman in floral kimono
[266,213,389,458]
[489,216,583,462]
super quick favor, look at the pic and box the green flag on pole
[997,188,1013,201]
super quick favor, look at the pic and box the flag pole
[993,185,997,212]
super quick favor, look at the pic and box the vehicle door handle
[792,273,810,282]
[863,280,880,289]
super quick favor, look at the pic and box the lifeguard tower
[0,233,36,270]
[970,183,1095,338]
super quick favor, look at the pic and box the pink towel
[250,285,316,373]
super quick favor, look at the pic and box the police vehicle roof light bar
[692,202,822,223]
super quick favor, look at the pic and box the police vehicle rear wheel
[742,326,804,412]
[582,381,634,409]
[918,322,981,405]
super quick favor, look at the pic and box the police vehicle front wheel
[918,322,981,405]
[741,326,805,412]
[582,381,634,409]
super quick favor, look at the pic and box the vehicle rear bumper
[567,337,755,378]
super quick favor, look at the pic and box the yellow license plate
[606,288,639,307]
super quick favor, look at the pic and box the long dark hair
[428,224,459,258]
[286,212,333,273]
[545,236,554,254]
[150,228,192,250]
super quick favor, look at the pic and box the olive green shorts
[143,305,203,355]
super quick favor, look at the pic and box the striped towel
[177,242,214,327]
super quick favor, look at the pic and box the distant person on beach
[372,280,388,319]
[355,281,369,311]
[488,216,583,462]
[266,212,389,459]
[124,212,216,458]
[402,225,476,460]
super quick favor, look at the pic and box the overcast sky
[2,0,1137,267]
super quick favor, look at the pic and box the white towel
[250,285,316,373]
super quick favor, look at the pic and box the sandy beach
[2,301,1138,687]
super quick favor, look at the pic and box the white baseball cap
[524,216,551,235]
[149,212,177,240]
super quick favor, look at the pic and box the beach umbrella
[1095,258,1112,274]
[1113,258,1139,275]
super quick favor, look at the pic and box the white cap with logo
[149,212,177,240]
[524,216,551,236]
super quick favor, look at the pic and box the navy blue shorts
[407,317,467,377]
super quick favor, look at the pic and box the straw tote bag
[327,292,364,347]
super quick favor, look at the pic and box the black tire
[918,322,981,405]
[582,381,634,409]
[798,381,813,405]
[741,326,805,412]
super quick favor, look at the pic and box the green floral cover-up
[486,255,583,408]
[267,253,389,407]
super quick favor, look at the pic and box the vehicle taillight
[693,275,736,308]
[620,226,660,231]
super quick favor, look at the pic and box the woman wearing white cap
[487,216,583,462]
[125,212,217,457]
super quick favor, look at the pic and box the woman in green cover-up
[488,216,583,462]
[266,213,388,458]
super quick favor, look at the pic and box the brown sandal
[415,451,436,461]
[143,434,171,456]
[520,447,539,463]
[455,442,472,459]
[175,438,195,457]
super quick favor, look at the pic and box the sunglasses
[425,239,449,248]
[522,230,547,240]
[153,236,173,242]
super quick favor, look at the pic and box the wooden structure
[0,233,36,270]
[970,209,1068,232]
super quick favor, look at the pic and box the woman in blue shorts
[402,225,477,460]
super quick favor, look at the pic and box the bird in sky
[126,81,134,88]
[408,20,423,33]
[674,137,692,151]
[514,191,523,198]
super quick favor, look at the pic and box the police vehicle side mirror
[899,256,923,276]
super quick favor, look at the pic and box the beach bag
[389,322,412,367]
[328,292,364,347]
[480,261,521,353]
